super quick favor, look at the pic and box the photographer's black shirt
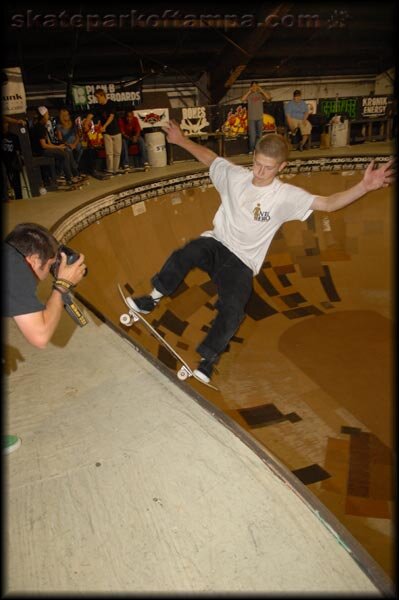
[2,243,44,317]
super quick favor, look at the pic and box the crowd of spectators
[2,100,151,199]
[2,84,393,201]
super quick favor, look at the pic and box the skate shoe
[193,358,215,384]
[126,295,159,314]
[3,435,21,455]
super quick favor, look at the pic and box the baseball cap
[293,90,301,97]
[38,106,48,116]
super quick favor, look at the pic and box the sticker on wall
[132,201,146,216]
[134,108,170,129]
[180,107,210,135]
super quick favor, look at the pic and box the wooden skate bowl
[55,167,394,580]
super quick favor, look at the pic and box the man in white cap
[30,106,82,187]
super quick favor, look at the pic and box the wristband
[56,278,75,287]
[53,278,75,291]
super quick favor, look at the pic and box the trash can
[330,119,349,147]
[145,130,167,167]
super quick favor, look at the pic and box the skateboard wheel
[177,367,189,381]
[120,313,132,326]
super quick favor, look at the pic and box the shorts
[289,118,312,135]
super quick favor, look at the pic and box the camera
[50,245,87,278]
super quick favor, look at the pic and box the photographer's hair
[94,88,106,98]
[255,134,289,165]
[5,223,59,267]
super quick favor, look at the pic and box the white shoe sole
[193,369,211,384]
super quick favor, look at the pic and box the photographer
[2,222,86,454]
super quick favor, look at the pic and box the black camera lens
[61,245,80,265]
[51,245,87,278]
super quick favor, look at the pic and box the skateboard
[56,177,90,191]
[92,170,115,180]
[129,166,150,172]
[118,284,218,390]
[121,166,149,174]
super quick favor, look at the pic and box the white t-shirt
[203,157,315,275]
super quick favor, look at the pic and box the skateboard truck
[120,313,135,326]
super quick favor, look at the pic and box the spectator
[2,222,87,453]
[75,119,111,180]
[118,110,150,170]
[56,107,83,168]
[77,118,111,179]
[29,106,82,187]
[284,90,312,151]
[241,81,272,153]
[2,119,23,200]
[127,120,393,384]
[3,115,26,127]
[83,89,123,175]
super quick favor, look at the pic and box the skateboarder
[127,120,394,383]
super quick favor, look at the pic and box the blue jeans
[42,148,78,181]
[121,137,148,166]
[73,143,84,167]
[248,119,264,152]
[152,237,253,362]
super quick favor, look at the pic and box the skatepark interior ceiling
[4,1,395,102]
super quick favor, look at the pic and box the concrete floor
[3,142,395,594]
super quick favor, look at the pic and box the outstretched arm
[162,120,218,167]
[310,159,395,212]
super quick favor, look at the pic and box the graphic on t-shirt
[253,203,271,222]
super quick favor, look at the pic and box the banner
[221,104,277,137]
[360,95,392,118]
[318,97,359,120]
[179,106,210,134]
[305,99,317,117]
[222,104,248,136]
[134,108,169,129]
[71,81,142,109]
[1,67,27,115]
